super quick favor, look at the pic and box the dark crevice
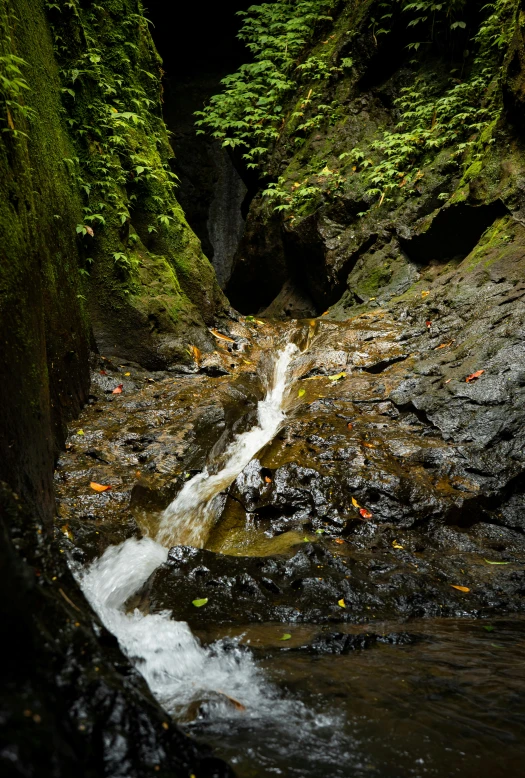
[362,355,407,374]
[399,201,509,264]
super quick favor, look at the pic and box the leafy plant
[195,0,337,169]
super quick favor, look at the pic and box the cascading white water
[78,342,299,717]
[158,341,299,548]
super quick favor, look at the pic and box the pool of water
[189,617,525,778]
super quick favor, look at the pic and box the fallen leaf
[315,528,326,534]
[303,537,310,542]
[77,429,84,436]
[192,598,208,608]
[351,497,361,508]
[99,370,107,375]
[436,342,453,349]
[90,482,111,492]
[279,633,292,641]
[334,538,345,545]
[466,369,484,383]
[188,344,201,365]
[484,559,510,565]
[425,320,432,328]
[298,387,306,397]
[483,625,495,632]
[112,384,123,394]
[421,290,430,298]
[255,320,265,325]
[450,585,470,592]
[338,598,346,608]
[328,371,346,381]
[264,476,272,484]
[362,441,375,449]
[392,541,404,549]
[322,311,329,316]
[124,371,131,376]
[359,508,373,519]
[209,328,235,343]
[347,422,353,430]
[444,378,452,384]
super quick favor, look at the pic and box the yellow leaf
[192,597,208,607]
[421,290,430,298]
[392,541,404,549]
[77,429,84,436]
[351,497,361,508]
[328,371,346,381]
[298,387,306,397]
[338,598,346,608]
[450,585,470,593]
[124,371,131,376]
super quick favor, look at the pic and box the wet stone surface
[56,278,525,628]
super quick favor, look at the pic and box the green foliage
[45,0,179,247]
[259,0,517,216]
[0,1,35,138]
[195,0,337,169]
[356,0,515,204]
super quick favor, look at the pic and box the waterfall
[158,341,298,548]
[77,342,299,717]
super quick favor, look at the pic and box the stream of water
[79,340,302,714]
[77,337,525,778]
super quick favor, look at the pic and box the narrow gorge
[1,2,525,777]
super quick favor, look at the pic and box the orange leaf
[112,384,123,394]
[436,342,453,349]
[347,422,353,430]
[359,508,373,519]
[90,482,111,493]
[264,476,272,484]
[99,370,107,375]
[450,585,470,592]
[188,344,201,365]
[334,538,345,545]
[362,441,375,449]
[466,370,484,383]
[209,328,235,343]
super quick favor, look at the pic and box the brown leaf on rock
[188,344,201,365]
[90,482,111,493]
[209,328,235,343]
[466,370,484,383]
[359,508,373,519]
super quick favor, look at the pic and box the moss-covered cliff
[0,1,231,774]
[200,0,525,315]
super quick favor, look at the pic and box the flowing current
[79,342,299,716]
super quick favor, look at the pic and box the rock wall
[0,1,232,774]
